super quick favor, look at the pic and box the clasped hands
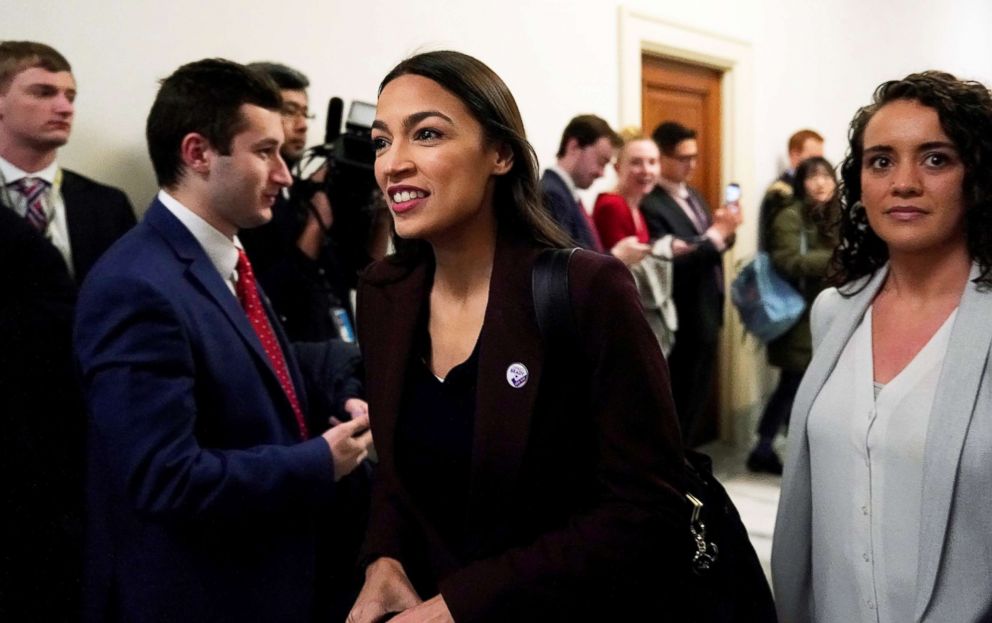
[347,557,453,623]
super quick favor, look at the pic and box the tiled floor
[701,441,781,579]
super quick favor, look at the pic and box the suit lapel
[61,171,90,277]
[466,237,544,536]
[652,186,699,237]
[144,200,301,420]
[359,261,428,475]
[914,265,992,619]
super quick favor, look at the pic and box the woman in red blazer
[347,51,687,623]
[592,131,657,251]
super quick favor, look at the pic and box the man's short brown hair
[787,128,823,155]
[556,114,621,158]
[0,41,71,93]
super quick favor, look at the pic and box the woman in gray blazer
[772,71,992,622]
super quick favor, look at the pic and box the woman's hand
[389,594,454,623]
[610,235,651,266]
[347,557,423,623]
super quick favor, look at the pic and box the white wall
[5,0,990,436]
[5,0,990,210]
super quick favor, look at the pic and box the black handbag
[532,248,777,622]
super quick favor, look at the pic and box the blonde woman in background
[593,129,690,355]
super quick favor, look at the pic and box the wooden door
[641,54,724,446]
[641,54,722,215]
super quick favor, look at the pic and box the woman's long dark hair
[831,71,992,288]
[377,51,571,265]
[793,156,840,240]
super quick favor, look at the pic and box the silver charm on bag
[687,493,719,574]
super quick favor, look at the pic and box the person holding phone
[640,121,742,444]
[348,51,688,622]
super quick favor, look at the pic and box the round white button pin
[506,363,529,388]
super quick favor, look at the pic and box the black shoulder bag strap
[532,247,579,349]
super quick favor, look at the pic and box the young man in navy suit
[74,59,373,623]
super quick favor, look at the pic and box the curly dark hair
[831,70,992,289]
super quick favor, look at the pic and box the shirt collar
[656,175,689,200]
[157,189,241,284]
[0,155,59,186]
[548,163,580,201]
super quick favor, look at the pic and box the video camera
[303,97,378,209]
[291,97,382,280]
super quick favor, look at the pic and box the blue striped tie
[12,177,49,232]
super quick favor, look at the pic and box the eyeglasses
[281,105,315,121]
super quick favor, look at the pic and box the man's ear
[492,142,514,176]
[180,133,213,175]
[564,136,580,156]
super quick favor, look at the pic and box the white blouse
[806,305,957,622]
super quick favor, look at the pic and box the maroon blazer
[356,233,686,622]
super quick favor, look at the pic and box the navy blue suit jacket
[74,199,337,623]
[540,169,600,251]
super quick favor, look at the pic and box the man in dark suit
[541,115,617,252]
[541,115,650,265]
[640,121,740,445]
[0,41,135,285]
[74,58,373,623]
[541,115,651,266]
[0,41,135,620]
[240,62,360,344]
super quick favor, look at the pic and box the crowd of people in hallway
[3,37,992,622]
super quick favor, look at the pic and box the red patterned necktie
[577,197,604,252]
[235,249,309,439]
[11,177,49,232]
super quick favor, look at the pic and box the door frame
[618,7,763,444]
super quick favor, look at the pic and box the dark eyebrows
[26,83,77,98]
[862,145,893,156]
[371,110,455,134]
[864,141,958,155]
[918,141,958,152]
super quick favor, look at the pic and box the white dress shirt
[548,164,581,204]
[157,189,241,295]
[807,305,957,622]
[655,176,726,250]
[1,156,74,276]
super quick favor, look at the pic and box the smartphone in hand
[725,182,741,214]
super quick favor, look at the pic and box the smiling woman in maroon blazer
[347,51,686,623]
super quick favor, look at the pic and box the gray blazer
[772,264,992,623]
